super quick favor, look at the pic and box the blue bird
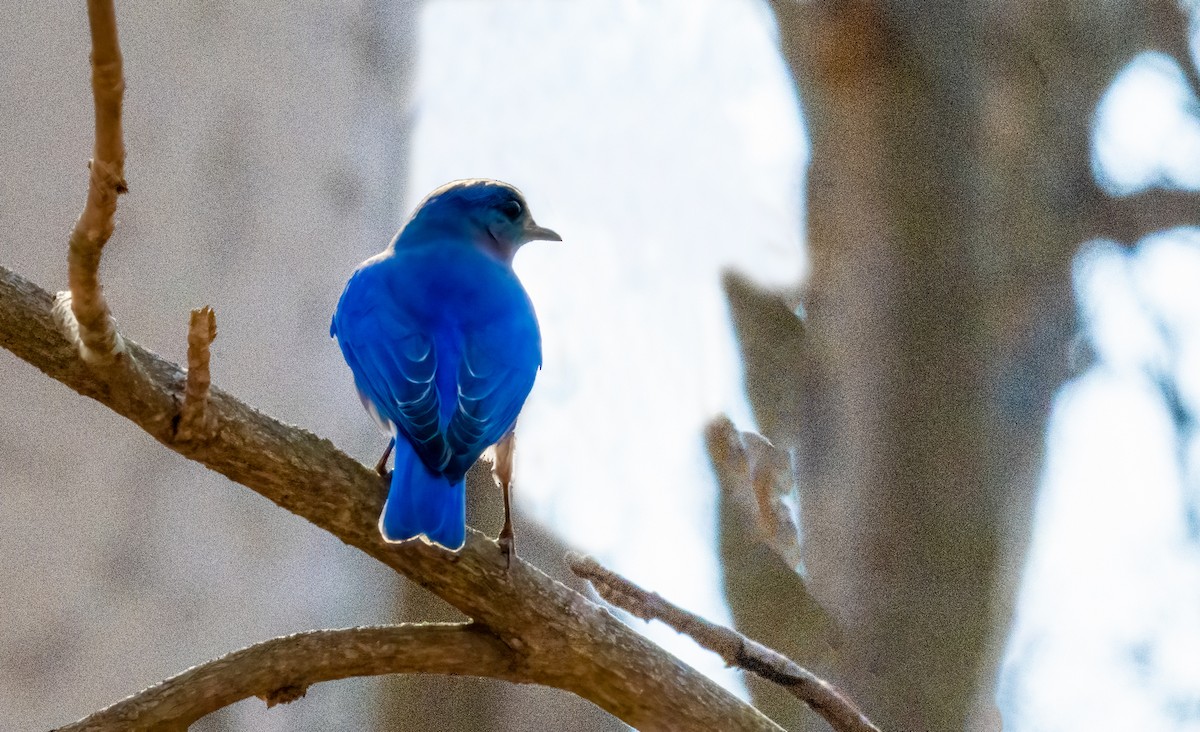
[331,179,560,555]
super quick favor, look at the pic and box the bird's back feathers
[331,242,541,481]
[331,179,551,549]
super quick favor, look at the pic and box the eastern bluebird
[331,179,559,554]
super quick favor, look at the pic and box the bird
[331,179,560,557]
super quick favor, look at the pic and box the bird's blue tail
[380,441,466,551]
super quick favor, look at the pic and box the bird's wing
[332,294,453,473]
[443,323,540,478]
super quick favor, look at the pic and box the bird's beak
[524,222,562,242]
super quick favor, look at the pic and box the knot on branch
[259,684,308,708]
[90,56,126,94]
[88,157,128,198]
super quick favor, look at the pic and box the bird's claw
[498,530,515,571]
[377,469,391,500]
[374,437,395,476]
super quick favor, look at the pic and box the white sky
[411,4,1200,728]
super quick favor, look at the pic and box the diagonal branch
[0,265,781,732]
[63,0,127,366]
[54,624,525,732]
[568,553,881,732]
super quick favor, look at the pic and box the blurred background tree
[3,2,1200,731]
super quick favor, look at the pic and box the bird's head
[401,179,561,262]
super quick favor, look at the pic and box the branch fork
[569,553,881,732]
[57,0,128,367]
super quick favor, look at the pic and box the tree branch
[54,624,527,732]
[62,0,127,366]
[706,416,804,572]
[0,265,781,732]
[1147,0,1200,104]
[568,553,880,732]
[178,306,216,441]
[1089,187,1199,245]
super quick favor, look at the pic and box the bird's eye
[499,200,523,220]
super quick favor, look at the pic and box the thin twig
[53,624,525,732]
[60,0,127,365]
[178,306,217,440]
[568,553,881,732]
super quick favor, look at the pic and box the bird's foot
[494,432,517,572]
[377,469,391,501]
[498,528,516,571]
[374,437,395,476]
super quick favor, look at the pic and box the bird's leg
[494,431,517,568]
[375,437,395,477]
